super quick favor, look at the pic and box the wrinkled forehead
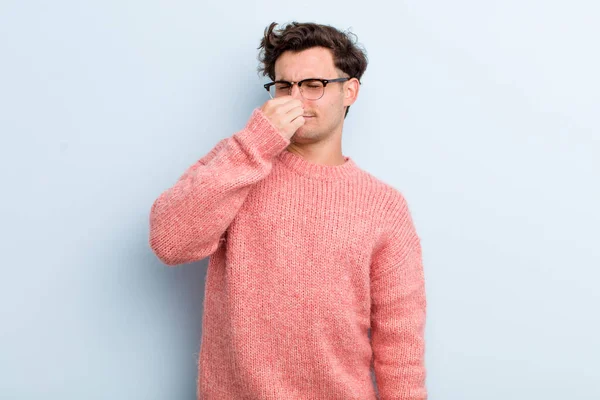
[274,48,339,81]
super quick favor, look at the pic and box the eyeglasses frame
[263,77,353,100]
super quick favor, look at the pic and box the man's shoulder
[353,166,409,208]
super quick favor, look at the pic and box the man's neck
[286,141,346,166]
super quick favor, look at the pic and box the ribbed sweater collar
[276,149,360,181]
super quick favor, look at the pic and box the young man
[149,21,427,400]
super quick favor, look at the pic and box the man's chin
[290,130,303,143]
[291,131,319,145]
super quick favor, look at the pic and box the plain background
[1,1,598,399]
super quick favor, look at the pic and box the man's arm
[370,194,427,399]
[149,108,290,266]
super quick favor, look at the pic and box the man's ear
[343,77,360,107]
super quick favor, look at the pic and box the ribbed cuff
[234,108,290,160]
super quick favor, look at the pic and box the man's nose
[290,83,303,99]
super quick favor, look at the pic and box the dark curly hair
[257,21,368,118]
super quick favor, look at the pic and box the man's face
[273,46,352,144]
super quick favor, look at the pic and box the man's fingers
[290,115,306,133]
[269,96,303,113]
[285,105,304,124]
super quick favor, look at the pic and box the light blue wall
[1,1,598,399]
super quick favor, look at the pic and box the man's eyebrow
[274,77,324,82]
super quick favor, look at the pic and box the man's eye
[276,84,290,89]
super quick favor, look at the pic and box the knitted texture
[149,108,427,399]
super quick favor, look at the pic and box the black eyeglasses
[264,77,351,100]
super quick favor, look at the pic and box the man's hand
[260,96,305,141]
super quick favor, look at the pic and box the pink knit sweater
[149,109,427,399]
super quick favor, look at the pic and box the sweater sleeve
[370,194,427,399]
[149,108,290,266]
